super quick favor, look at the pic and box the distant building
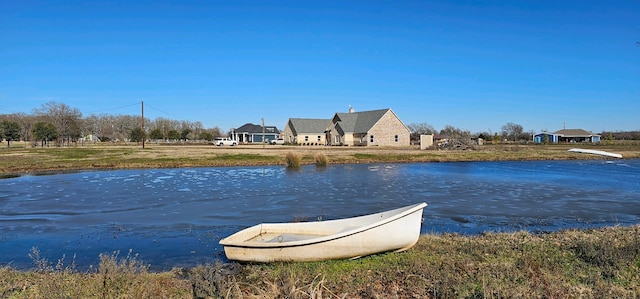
[231,123,281,144]
[534,129,600,144]
[284,107,409,146]
[327,108,410,146]
[81,134,100,143]
[283,118,331,145]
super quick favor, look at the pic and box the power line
[85,102,140,115]
[144,103,189,120]
[0,107,28,114]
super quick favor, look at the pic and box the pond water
[1,159,639,271]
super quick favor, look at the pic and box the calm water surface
[1,160,638,271]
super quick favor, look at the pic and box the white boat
[219,202,427,262]
[568,148,622,159]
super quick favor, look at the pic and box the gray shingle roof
[288,118,330,135]
[553,129,594,136]
[333,109,389,133]
[235,123,280,134]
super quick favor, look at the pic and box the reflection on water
[1,160,639,270]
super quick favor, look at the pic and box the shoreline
[1,143,639,177]
[2,225,638,298]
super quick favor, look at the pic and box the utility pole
[142,101,145,149]
[262,117,265,149]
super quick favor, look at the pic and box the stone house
[282,118,331,145]
[327,108,410,146]
[284,107,410,146]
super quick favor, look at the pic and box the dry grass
[1,249,191,298]
[2,226,638,298]
[285,151,302,169]
[314,152,328,167]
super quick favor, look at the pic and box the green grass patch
[352,153,381,160]
[216,153,272,162]
[351,153,416,162]
[38,148,103,160]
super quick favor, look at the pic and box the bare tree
[501,122,524,142]
[33,101,83,145]
[209,126,223,138]
[407,122,436,141]
[440,125,471,139]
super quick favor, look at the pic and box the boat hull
[219,203,427,262]
[568,148,622,158]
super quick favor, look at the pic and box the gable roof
[235,123,280,134]
[333,109,390,134]
[288,118,330,135]
[553,129,595,136]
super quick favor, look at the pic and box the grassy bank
[1,142,639,176]
[1,225,638,298]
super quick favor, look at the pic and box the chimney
[348,105,354,113]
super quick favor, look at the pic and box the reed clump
[284,151,301,168]
[1,248,190,298]
[314,152,328,167]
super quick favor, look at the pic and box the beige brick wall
[282,122,295,143]
[297,133,326,145]
[366,111,411,146]
[296,109,410,146]
[284,122,327,145]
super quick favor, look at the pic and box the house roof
[287,118,330,135]
[333,109,390,134]
[235,123,280,134]
[553,129,596,137]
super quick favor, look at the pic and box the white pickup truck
[270,138,285,145]
[214,138,237,146]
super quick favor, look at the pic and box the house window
[395,135,399,142]
[370,135,374,143]
[304,136,309,142]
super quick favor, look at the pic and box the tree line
[0,101,224,147]
[2,101,639,148]
[406,122,640,143]
[406,122,534,143]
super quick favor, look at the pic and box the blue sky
[2,0,639,134]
